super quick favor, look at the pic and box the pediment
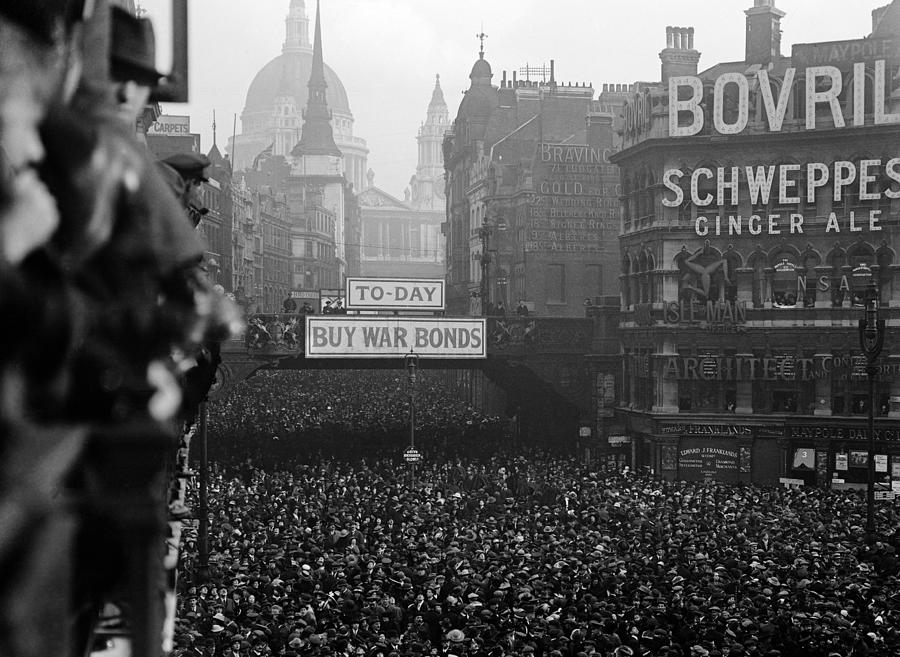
[357,186,411,210]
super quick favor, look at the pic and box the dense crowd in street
[206,370,510,463]
[172,372,900,657]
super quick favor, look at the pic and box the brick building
[443,49,626,316]
[612,0,900,486]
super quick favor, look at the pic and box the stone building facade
[613,0,900,487]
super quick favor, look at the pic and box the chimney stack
[660,26,701,83]
[745,0,785,65]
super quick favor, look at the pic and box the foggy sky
[139,0,885,198]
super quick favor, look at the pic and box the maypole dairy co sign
[664,54,900,237]
[305,317,485,358]
[345,277,444,311]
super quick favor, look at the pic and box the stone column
[735,353,754,414]
[814,266,832,309]
[660,271,680,309]
[762,268,774,307]
[654,339,680,413]
[813,353,833,416]
[890,265,900,307]
[735,268,754,306]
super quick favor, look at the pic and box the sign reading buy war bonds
[305,317,486,358]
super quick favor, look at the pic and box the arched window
[846,241,876,306]
[771,258,798,307]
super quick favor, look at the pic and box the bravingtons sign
[305,317,486,359]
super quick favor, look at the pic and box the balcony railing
[235,314,594,357]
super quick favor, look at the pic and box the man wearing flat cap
[162,152,211,227]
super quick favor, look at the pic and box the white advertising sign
[345,277,445,311]
[148,114,191,136]
[305,317,485,358]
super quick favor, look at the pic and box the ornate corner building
[613,0,900,486]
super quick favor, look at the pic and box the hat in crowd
[155,162,186,197]
[162,152,211,182]
[109,5,165,85]
[446,629,465,643]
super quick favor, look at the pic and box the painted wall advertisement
[665,56,900,237]
[528,143,620,254]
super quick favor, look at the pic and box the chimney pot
[688,26,695,49]
[666,26,674,48]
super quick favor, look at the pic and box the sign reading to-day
[345,277,444,311]
[305,317,486,359]
[404,447,422,463]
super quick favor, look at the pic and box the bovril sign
[345,277,444,311]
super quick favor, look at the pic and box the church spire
[293,0,341,157]
[309,0,326,89]
[428,74,447,120]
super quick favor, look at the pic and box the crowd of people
[174,371,900,657]
[206,370,510,464]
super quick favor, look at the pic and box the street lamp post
[858,279,885,539]
[405,351,419,488]
[478,220,492,316]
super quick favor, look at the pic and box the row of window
[623,263,891,309]
[624,349,892,416]
[292,241,335,261]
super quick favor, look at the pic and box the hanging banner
[305,317,486,359]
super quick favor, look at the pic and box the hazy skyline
[140,0,886,197]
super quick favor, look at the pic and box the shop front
[784,423,900,491]
[625,418,783,485]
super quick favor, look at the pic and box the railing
[235,314,594,357]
